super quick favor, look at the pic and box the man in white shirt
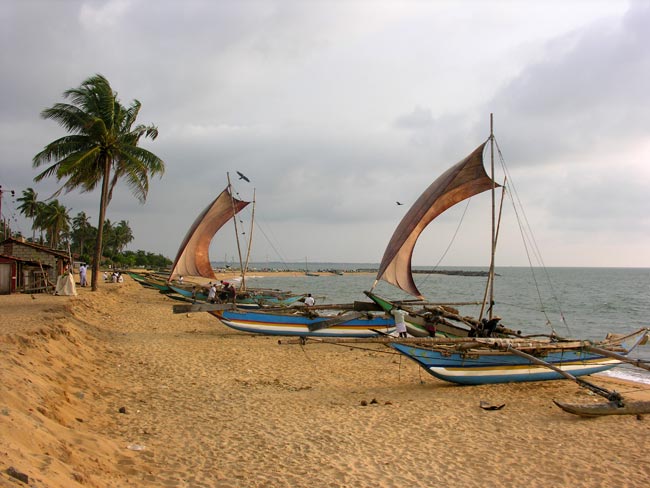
[208,283,217,303]
[304,293,315,306]
[391,306,408,338]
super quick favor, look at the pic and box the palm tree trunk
[92,157,111,291]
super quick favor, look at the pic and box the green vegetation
[32,74,165,290]
[12,188,171,269]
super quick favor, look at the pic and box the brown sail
[375,141,498,298]
[169,187,250,281]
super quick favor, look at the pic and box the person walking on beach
[79,264,87,287]
[304,293,315,307]
[391,306,408,338]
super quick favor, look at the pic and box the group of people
[103,270,123,283]
[190,280,237,304]
[71,263,128,287]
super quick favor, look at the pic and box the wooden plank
[307,311,365,331]
[172,303,234,313]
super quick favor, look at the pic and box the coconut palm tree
[112,220,134,254]
[71,211,93,257]
[16,187,40,240]
[32,201,48,244]
[34,200,70,248]
[32,74,165,290]
[102,219,115,257]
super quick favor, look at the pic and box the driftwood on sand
[553,400,650,417]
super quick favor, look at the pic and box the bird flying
[236,171,250,182]
[396,201,404,205]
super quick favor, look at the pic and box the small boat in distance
[304,257,319,277]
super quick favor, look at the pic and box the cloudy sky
[1,0,649,268]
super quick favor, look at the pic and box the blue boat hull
[390,329,648,385]
[390,343,622,384]
[213,310,395,337]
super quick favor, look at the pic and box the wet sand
[1,276,650,487]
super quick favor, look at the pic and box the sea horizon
[210,261,650,271]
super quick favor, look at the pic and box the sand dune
[2,277,650,487]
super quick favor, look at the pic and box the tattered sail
[169,187,250,281]
[375,141,498,298]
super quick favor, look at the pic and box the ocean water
[244,265,650,385]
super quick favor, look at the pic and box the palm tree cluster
[32,74,165,290]
[15,188,141,266]
[16,187,70,248]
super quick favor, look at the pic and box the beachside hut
[0,237,72,293]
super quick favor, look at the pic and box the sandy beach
[2,275,650,488]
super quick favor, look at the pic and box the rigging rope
[494,138,572,337]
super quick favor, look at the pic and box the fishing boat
[168,284,304,308]
[127,271,172,292]
[167,173,305,303]
[210,305,395,338]
[166,176,394,336]
[363,130,511,338]
[168,177,250,284]
[362,114,649,394]
[389,329,648,385]
[304,257,319,277]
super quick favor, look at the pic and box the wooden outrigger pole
[505,345,623,403]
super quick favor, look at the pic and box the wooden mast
[227,172,246,291]
[480,114,497,319]
[489,114,496,318]
[243,189,256,284]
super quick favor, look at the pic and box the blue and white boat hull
[213,309,395,337]
[390,329,648,385]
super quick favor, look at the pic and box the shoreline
[2,277,650,487]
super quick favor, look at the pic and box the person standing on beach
[79,264,87,287]
[208,283,217,303]
[391,306,408,338]
[227,283,236,304]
